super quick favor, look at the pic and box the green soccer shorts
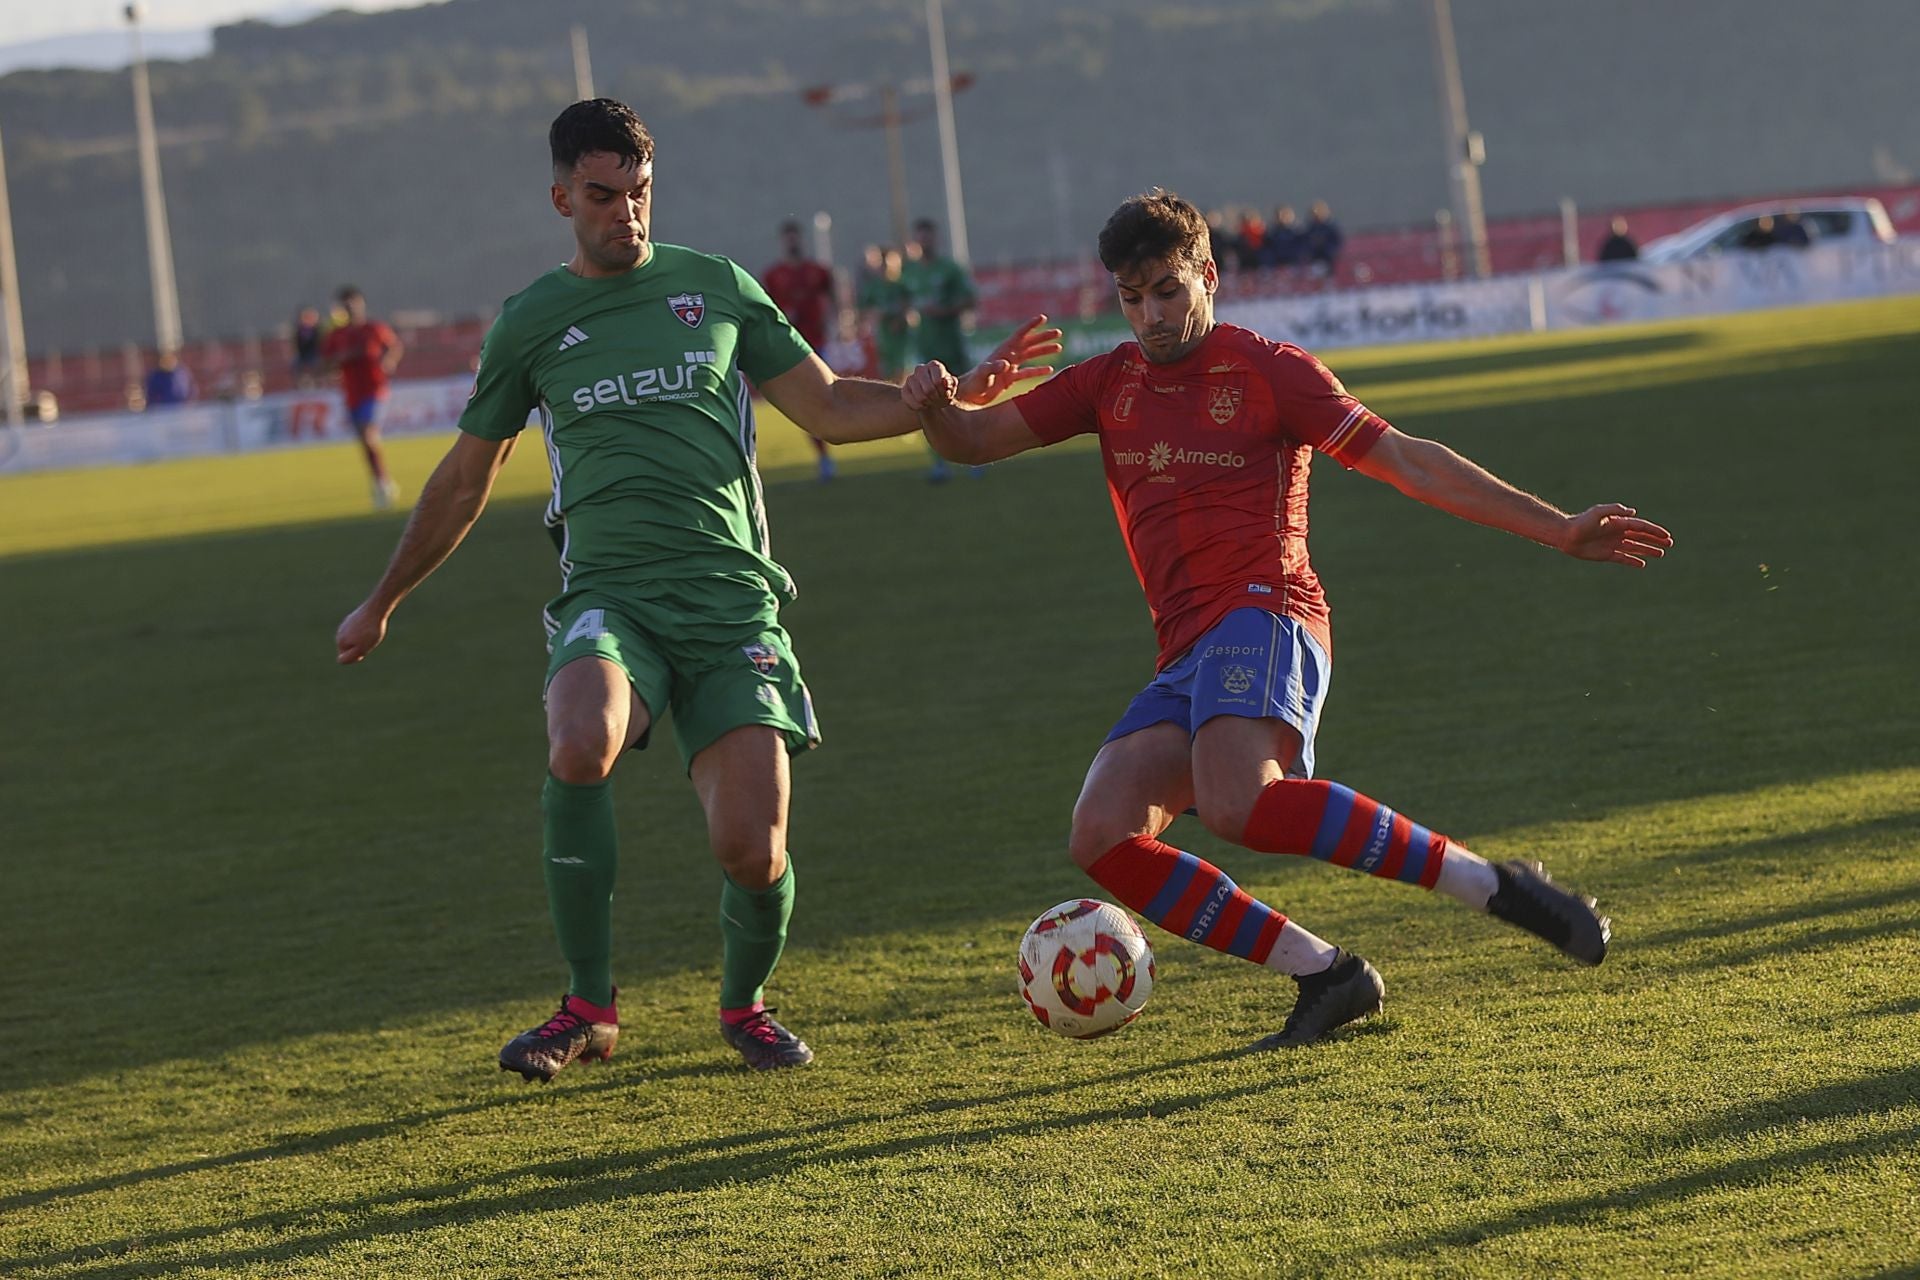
[543,585,820,771]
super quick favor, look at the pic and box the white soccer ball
[1018,898,1155,1038]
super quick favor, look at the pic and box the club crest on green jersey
[668,292,705,328]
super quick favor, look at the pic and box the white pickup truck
[1639,197,1897,263]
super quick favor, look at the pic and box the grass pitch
[2,298,1917,1278]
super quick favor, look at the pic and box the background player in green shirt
[855,243,913,381]
[334,99,1058,1077]
[901,217,978,482]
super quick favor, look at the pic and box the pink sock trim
[719,1001,766,1026]
[563,993,618,1024]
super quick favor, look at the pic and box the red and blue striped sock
[1242,778,1451,889]
[1085,835,1337,974]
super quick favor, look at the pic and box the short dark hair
[780,219,802,234]
[337,285,362,303]
[1098,189,1211,277]
[549,98,655,179]
[912,217,938,233]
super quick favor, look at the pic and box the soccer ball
[1018,899,1155,1038]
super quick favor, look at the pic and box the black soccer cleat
[499,993,619,1083]
[1256,951,1386,1050]
[719,1008,815,1070]
[1487,859,1611,966]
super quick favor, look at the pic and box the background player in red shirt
[904,190,1672,1047]
[321,285,406,507]
[762,220,839,481]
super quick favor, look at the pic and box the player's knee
[711,837,782,890]
[1068,804,1137,871]
[547,734,618,785]
[1193,791,1256,846]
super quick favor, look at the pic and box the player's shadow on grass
[1369,1063,1920,1261]
[1635,879,1920,949]
[3,1046,1285,1279]
[0,1057,730,1216]
[1631,878,1920,972]
[1644,811,1920,874]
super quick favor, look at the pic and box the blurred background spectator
[141,351,195,409]
[1739,215,1778,250]
[1598,216,1640,261]
[292,306,327,387]
[1265,205,1305,271]
[1304,201,1344,275]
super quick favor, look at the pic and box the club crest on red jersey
[1207,385,1242,425]
[668,292,705,328]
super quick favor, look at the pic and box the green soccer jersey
[901,253,976,368]
[855,269,912,376]
[460,244,813,602]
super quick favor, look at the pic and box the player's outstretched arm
[335,432,516,664]
[1353,428,1673,567]
[760,317,1060,445]
[902,361,1047,466]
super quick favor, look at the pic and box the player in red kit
[763,220,839,481]
[903,190,1672,1047]
[321,285,405,507]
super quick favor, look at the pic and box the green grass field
[2,298,1917,1279]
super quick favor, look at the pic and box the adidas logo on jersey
[557,325,590,351]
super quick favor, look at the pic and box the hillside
[3,0,1915,351]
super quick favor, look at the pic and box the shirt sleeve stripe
[1322,408,1387,465]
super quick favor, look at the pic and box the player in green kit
[856,243,913,381]
[335,99,1058,1077]
[901,217,978,481]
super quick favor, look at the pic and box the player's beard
[594,233,646,273]
[1140,309,1212,364]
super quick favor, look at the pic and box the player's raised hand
[901,361,959,413]
[1560,504,1674,567]
[956,314,1063,406]
[336,601,390,664]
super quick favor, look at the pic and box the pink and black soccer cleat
[499,992,619,1083]
[718,1008,814,1070]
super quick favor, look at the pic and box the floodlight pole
[570,25,594,101]
[800,81,918,250]
[127,3,183,354]
[1426,0,1489,279]
[925,0,971,267]
[880,84,909,248]
[0,123,25,424]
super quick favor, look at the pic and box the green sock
[718,860,795,1010]
[541,774,618,1007]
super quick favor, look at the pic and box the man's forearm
[808,376,921,444]
[362,465,489,613]
[918,402,984,465]
[1392,437,1570,549]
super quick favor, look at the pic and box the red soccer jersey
[762,258,835,348]
[1014,323,1388,668]
[322,321,398,404]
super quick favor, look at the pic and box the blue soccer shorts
[346,394,386,436]
[1105,607,1332,779]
